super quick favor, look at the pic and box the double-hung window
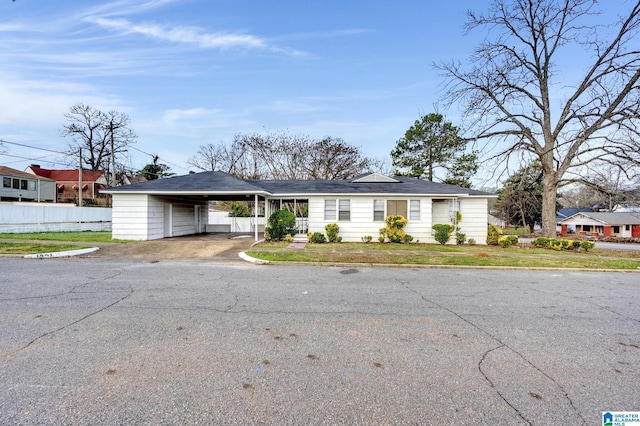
[325,199,350,221]
[324,200,336,221]
[373,200,385,221]
[409,200,420,221]
[338,199,351,221]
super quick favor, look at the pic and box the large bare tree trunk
[541,174,558,237]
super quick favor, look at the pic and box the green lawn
[0,231,127,243]
[247,242,640,270]
[0,242,91,255]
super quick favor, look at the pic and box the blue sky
[7,0,633,188]
[0,0,482,177]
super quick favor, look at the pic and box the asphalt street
[0,258,638,425]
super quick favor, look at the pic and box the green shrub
[456,231,466,245]
[487,224,503,245]
[580,241,595,252]
[532,237,550,247]
[380,215,413,244]
[285,234,294,243]
[309,232,326,243]
[264,209,297,241]
[468,238,476,245]
[498,235,519,248]
[432,224,454,245]
[228,201,252,217]
[533,237,596,252]
[325,223,340,243]
[361,235,373,243]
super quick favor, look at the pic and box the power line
[129,145,190,173]
[0,139,67,155]
[2,138,190,175]
[0,152,69,167]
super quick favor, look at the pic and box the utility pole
[110,120,116,186]
[78,148,83,207]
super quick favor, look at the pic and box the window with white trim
[338,199,351,221]
[373,199,385,221]
[324,199,336,220]
[387,200,407,218]
[409,200,420,221]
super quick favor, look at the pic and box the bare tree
[438,0,640,236]
[188,143,228,172]
[188,131,375,180]
[562,162,638,209]
[61,103,137,184]
[305,137,371,180]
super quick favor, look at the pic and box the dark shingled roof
[250,176,493,196]
[104,171,495,197]
[105,171,264,193]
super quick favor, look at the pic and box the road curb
[24,247,100,259]
[238,251,270,265]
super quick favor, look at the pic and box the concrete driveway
[88,233,259,261]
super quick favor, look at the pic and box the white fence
[207,211,266,233]
[0,202,112,233]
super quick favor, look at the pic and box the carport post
[254,194,259,241]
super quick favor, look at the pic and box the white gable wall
[112,194,158,240]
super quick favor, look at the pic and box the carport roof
[103,171,265,195]
[103,171,495,197]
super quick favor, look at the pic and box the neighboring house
[0,165,56,202]
[26,164,108,205]
[558,211,640,238]
[103,171,496,243]
[556,207,594,233]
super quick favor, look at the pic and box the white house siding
[171,203,196,237]
[146,196,165,240]
[459,198,488,244]
[111,194,165,240]
[170,203,207,237]
[306,195,489,244]
[431,200,451,226]
[112,194,153,240]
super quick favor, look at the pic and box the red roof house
[26,164,108,205]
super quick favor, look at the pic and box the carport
[103,172,270,241]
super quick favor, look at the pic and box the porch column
[254,194,259,241]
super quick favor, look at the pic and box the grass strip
[0,242,91,255]
[0,231,127,243]
[247,242,640,270]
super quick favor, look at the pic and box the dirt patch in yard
[87,233,259,260]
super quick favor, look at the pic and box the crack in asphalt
[478,344,531,425]
[0,272,134,362]
[528,287,640,325]
[396,278,587,425]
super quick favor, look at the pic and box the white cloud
[87,17,269,50]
